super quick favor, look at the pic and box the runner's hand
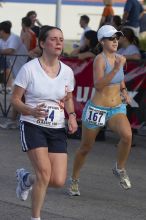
[68,115,78,134]
[32,103,48,119]
[114,55,126,71]
[121,90,132,105]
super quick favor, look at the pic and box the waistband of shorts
[88,99,125,110]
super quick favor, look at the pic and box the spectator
[71,30,99,60]
[0,20,28,78]
[0,52,11,93]
[122,0,144,37]
[0,20,28,129]
[28,25,53,59]
[71,15,91,55]
[0,21,13,93]
[26,10,42,38]
[28,46,42,59]
[99,0,114,28]
[79,15,91,48]
[118,28,141,60]
[111,15,122,31]
[139,5,146,38]
[21,17,37,51]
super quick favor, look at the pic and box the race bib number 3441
[85,106,107,127]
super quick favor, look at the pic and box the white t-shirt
[14,58,75,128]
[0,33,28,77]
[117,44,141,56]
[80,26,91,47]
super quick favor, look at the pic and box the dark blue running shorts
[20,121,67,153]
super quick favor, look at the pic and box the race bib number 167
[85,106,107,127]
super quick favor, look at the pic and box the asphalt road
[0,125,146,220]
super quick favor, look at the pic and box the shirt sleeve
[8,35,21,51]
[67,68,75,92]
[128,45,140,55]
[124,0,132,12]
[117,45,140,56]
[14,65,30,89]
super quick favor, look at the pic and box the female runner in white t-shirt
[11,25,78,220]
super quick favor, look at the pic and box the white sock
[24,174,35,187]
[116,163,124,171]
[31,217,41,220]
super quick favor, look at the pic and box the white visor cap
[97,25,123,41]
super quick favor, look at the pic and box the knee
[51,176,66,188]
[36,169,51,186]
[121,132,132,145]
[79,144,92,156]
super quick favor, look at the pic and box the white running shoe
[67,177,80,196]
[113,164,131,190]
[0,119,18,129]
[16,168,32,201]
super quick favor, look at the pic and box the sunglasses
[103,36,120,41]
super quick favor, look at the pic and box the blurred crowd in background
[0,0,146,129]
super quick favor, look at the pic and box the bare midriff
[92,84,122,107]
